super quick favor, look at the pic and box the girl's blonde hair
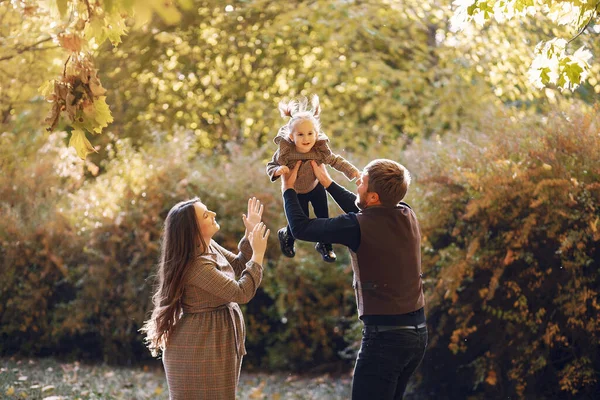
[278,94,322,136]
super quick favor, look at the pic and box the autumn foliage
[411,107,600,398]
[0,129,356,368]
[2,105,598,399]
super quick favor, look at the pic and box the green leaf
[540,67,551,85]
[564,62,583,84]
[69,129,96,159]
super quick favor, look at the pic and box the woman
[142,197,269,399]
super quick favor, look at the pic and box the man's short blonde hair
[364,159,411,207]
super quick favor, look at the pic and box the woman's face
[194,202,220,242]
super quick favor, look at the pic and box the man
[281,159,427,400]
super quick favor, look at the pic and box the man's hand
[310,160,333,189]
[281,160,302,192]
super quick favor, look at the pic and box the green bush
[3,105,598,398]
[0,130,84,356]
[0,129,361,369]
[409,106,600,398]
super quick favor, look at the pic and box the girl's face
[194,202,220,242]
[289,119,317,153]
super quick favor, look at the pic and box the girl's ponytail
[311,94,321,117]
[279,99,296,118]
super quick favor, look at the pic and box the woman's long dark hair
[141,198,207,356]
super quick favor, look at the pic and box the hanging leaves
[18,0,195,158]
[451,0,599,91]
[69,129,96,159]
[42,54,111,158]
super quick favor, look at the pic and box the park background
[1,0,599,398]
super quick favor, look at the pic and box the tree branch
[83,0,93,18]
[566,2,600,46]
[0,36,54,62]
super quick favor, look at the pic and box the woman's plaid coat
[162,237,262,399]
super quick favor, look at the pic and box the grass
[0,357,352,399]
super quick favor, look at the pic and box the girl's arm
[266,149,283,181]
[326,153,360,180]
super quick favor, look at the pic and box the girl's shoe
[278,228,296,258]
[315,242,336,263]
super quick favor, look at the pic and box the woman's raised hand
[249,222,270,264]
[243,197,264,233]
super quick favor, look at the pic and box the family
[141,95,427,400]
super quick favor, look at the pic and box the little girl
[266,95,359,262]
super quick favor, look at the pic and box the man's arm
[283,189,360,252]
[326,181,359,214]
[310,160,359,214]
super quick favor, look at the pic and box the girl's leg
[307,184,336,262]
[278,192,311,258]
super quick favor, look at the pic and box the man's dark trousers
[351,325,428,400]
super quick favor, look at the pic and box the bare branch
[567,2,600,46]
[0,36,54,62]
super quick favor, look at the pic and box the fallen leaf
[248,381,266,399]
[41,385,55,392]
[6,387,15,396]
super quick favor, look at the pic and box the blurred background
[1,0,599,398]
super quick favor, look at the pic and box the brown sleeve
[325,152,360,180]
[186,256,263,304]
[266,149,282,182]
[210,238,253,276]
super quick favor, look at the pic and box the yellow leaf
[6,386,15,396]
[92,97,113,134]
[591,217,598,233]
[151,1,182,25]
[177,0,194,9]
[154,386,163,395]
[248,381,266,399]
[38,80,55,97]
[105,13,128,46]
[485,370,497,386]
[84,16,108,46]
[69,129,96,159]
[56,0,68,17]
